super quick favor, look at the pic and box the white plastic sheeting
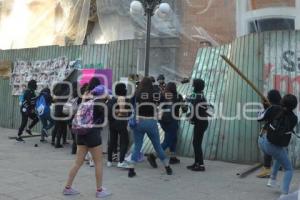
[0,0,91,49]
[0,0,227,49]
[0,0,295,50]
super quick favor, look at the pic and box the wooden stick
[236,163,263,178]
[221,55,270,105]
[9,135,41,139]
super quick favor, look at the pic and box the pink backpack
[72,99,94,135]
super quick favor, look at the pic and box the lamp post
[130,0,171,77]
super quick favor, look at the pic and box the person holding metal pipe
[258,94,298,198]
[257,89,282,178]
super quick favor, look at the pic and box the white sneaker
[96,188,112,198]
[107,161,112,167]
[89,159,94,167]
[125,153,144,163]
[63,187,80,195]
[267,179,280,188]
[279,194,288,199]
[117,162,133,169]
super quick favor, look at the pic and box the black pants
[18,111,39,136]
[264,153,272,168]
[68,118,77,154]
[71,131,77,154]
[52,121,68,145]
[193,121,208,165]
[107,121,129,163]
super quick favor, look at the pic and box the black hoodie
[21,89,37,113]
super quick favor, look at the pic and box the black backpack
[266,110,293,147]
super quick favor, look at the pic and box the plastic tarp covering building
[0,0,236,49]
[0,0,91,49]
[1,0,298,81]
[0,0,298,48]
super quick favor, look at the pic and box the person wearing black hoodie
[156,82,184,164]
[16,80,39,142]
[107,83,131,168]
[52,82,70,148]
[186,79,210,171]
[257,89,282,178]
[258,94,298,197]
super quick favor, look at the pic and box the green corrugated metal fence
[2,32,300,166]
[0,41,138,132]
[143,31,300,166]
[263,31,300,167]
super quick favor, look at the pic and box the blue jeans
[160,120,179,153]
[258,135,293,194]
[40,112,54,132]
[131,119,168,165]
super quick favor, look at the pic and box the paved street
[0,127,299,200]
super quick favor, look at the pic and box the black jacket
[107,96,132,123]
[53,87,69,119]
[187,92,209,124]
[21,89,37,113]
[258,105,298,147]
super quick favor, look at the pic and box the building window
[249,18,295,33]
[247,0,295,10]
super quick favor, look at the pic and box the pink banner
[79,68,113,89]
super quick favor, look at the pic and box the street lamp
[130,0,171,77]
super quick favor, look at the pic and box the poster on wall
[10,57,79,95]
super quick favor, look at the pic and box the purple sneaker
[96,188,112,198]
[63,187,80,195]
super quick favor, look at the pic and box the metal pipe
[144,8,152,77]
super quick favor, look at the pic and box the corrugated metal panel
[162,30,300,166]
[2,32,300,166]
[0,41,137,133]
[176,32,265,164]
[142,31,267,165]
[263,31,300,167]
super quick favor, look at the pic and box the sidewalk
[0,127,299,200]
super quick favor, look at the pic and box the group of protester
[15,74,211,198]
[15,73,299,199]
[17,80,72,148]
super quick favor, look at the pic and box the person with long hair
[258,94,298,198]
[63,77,111,198]
[152,82,183,164]
[257,89,282,178]
[128,77,172,177]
